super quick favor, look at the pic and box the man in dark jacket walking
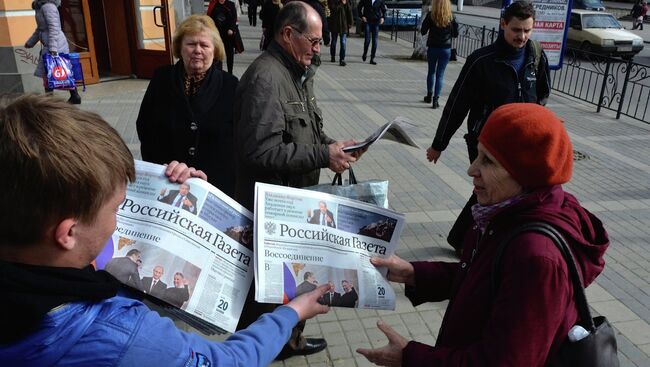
[234,1,359,360]
[357,0,386,64]
[426,1,550,252]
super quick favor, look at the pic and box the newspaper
[343,116,420,152]
[96,160,253,333]
[254,183,405,310]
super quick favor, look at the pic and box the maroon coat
[403,185,609,366]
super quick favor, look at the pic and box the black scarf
[0,261,120,344]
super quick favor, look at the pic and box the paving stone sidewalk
[69,18,650,367]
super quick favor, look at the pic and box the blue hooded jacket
[0,295,298,366]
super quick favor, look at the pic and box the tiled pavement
[66,15,650,367]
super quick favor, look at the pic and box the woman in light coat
[25,0,81,104]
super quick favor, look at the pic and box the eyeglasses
[290,26,322,47]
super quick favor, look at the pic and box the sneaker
[339,60,346,66]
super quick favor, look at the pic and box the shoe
[362,54,367,62]
[331,56,336,62]
[369,59,377,65]
[432,96,440,109]
[423,94,432,103]
[275,338,327,360]
[68,90,81,105]
[339,60,346,66]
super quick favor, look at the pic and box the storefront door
[129,0,175,78]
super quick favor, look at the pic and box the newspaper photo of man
[141,265,167,298]
[163,272,191,308]
[307,201,336,228]
[104,249,144,291]
[158,183,198,214]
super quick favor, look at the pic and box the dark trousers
[447,136,479,252]
[223,44,234,74]
[248,5,257,26]
[363,23,379,59]
[330,32,348,61]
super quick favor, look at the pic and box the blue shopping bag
[43,53,76,90]
[60,52,86,91]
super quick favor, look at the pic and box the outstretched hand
[426,147,441,163]
[328,142,356,173]
[286,283,332,321]
[357,320,408,367]
[370,255,415,286]
[164,160,208,183]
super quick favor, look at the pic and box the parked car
[567,10,644,59]
[572,0,606,11]
[383,8,420,27]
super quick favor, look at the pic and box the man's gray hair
[274,1,309,37]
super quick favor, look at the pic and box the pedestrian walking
[209,0,239,74]
[260,0,282,49]
[248,0,259,26]
[329,0,354,66]
[426,1,550,253]
[420,0,458,108]
[357,0,386,64]
[632,0,648,30]
[24,0,81,104]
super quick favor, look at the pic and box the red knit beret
[478,103,573,188]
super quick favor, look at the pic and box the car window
[582,14,621,28]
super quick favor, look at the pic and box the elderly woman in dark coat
[358,103,610,366]
[329,0,353,66]
[136,15,238,197]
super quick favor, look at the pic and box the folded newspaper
[254,183,405,310]
[343,116,420,153]
[96,160,253,334]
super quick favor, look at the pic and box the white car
[567,9,644,58]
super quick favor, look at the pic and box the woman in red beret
[358,103,611,366]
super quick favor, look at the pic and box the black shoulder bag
[491,222,619,367]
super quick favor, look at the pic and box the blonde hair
[0,94,135,246]
[431,0,453,28]
[172,15,226,61]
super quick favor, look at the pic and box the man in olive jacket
[233,1,357,360]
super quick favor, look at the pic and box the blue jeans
[330,33,348,61]
[427,47,451,97]
[363,23,379,59]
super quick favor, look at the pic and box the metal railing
[384,9,420,48]
[444,22,650,124]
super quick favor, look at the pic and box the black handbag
[491,222,619,367]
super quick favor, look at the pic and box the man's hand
[328,142,356,173]
[370,255,415,286]
[426,147,441,163]
[379,17,384,25]
[286,283,332,321]
[341,139,368,160]
[307,208,313,218]
[182,197,193,207]
[356,320,408,367]
[227,29,234,36]
[362,16,367,23]
[164,160,208,183]
[159,187,168,196]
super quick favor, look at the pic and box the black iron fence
[409,21,650,124]
[384,9,420,48]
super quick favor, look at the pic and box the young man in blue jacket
[0,94,331,367]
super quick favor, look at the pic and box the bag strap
[490,222,596,333]
[530,39,542,73]
[331,167,357,186]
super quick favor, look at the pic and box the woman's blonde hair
[431,0,453,28]
[172,15,226,61]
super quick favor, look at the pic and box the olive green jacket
[234,41,335,210]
